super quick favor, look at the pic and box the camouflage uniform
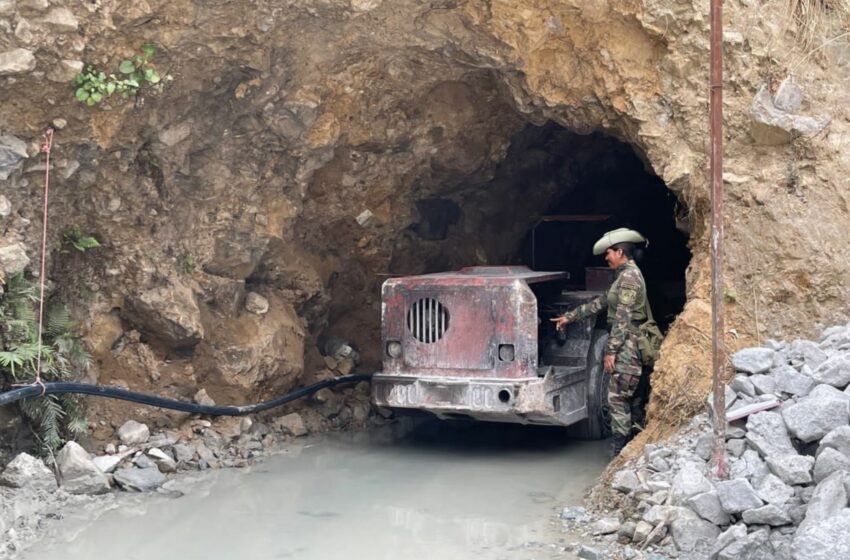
[561,259,649,437]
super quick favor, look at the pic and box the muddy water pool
[22,420,608,560]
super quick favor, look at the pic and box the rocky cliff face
[1,0,848,437]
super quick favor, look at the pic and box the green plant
[181,253,196,274]
[74,43,173,106]
[62,225,101,253]
[0,275,91,454]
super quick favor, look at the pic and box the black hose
[0,374,372,416]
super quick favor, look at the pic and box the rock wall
[1,0,848,436]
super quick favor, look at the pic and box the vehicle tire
[566,329,611,440]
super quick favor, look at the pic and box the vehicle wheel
[566,329,611,440]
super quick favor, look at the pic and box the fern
[1,274,91,455]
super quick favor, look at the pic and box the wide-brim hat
[592,228,648,255]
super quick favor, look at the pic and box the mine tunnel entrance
[405,122,691,334]
[511,124,691,333]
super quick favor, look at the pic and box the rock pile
[567,321,850,560]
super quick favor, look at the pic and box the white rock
[0,195,11,217]
[56,441,110,494]
[117,420,150,445]
[0,453,56,490]
[274,412,307,437]
[44,8,79,32]
[0,48,37,76]
[47,59,83,83]
[245,292,269,314]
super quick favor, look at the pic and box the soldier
[551,228,652,456]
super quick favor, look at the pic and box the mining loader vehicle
[371,265,613,438]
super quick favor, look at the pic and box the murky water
[23,420,608,560]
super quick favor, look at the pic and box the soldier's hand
[603,354,616,374]
[550,316,569,331]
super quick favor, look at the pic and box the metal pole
[709,0,728,479]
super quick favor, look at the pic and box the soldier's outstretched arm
[551,294,607,330]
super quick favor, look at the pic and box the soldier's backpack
[636,277,663,366]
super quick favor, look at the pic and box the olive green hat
[592,228,648,256]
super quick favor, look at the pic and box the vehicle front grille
[407,298,449,343]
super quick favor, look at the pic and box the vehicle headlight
[386,340,402,358]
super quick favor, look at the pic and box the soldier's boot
[610,434,629,457]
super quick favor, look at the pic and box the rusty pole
[709,0,728,478]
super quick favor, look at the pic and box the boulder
[711,524,748,558]
[750,374,777,395]
[817,425,850,458]
[781,384,850,442]
[245,292,270,314]
[612,469,641,493]
[716,478,764,514]
[746,411,796,459]
[113,467,166,492]
[742,504,791,526]
[750,85,830,143]
[730,449,769,484]
[273,412,307,436]
[0,242,30,278]
[669,506,721,553]
[0,49,36,77]
[787,339,828,370]
[56,441,110,494]
[755,473,794,505]
[772,365,816,397]
[798,472,847,533]
[203,232,269,279]
[792,508,850,560]
[766,454,814,485]
[117,420,150,445]
[0,453,56,491]
[813,447,850,483]
[716,527,773,560]
[731,348,776,374]
[810,355,850,388]
[687,490,730,525]
[121,280,204,348]
[43,7,79,31]
[672,462,713,504]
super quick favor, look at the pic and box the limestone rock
[669,506,721,553]
[117,420,150,445]
[751,85,830,143]
[113,467,166,491]
[47,59,83,83]
[792,509,850,560]
[755,473,794,505]
[245,292,270,314]
[799,472,847,533]
[612,469,641,493]
[56,441,110,494]
[772,365,816,397]
[0,49,36,76]
[0,195,9,217]
[0,134,29,180]
[122,280,204,348]
[742,504,791,526]
[0,453,56,491]
[672,461,713,505]
[44,7,79,31]
[274,412,307,436]
[591,517,620,535]
[813,447,850,483]
[766,454,814,485]
[731,348,776,374]
[818,425,850,458]
[716,478,764,514]
[810,355,850,388]
[687,490,730,525]
[781,384,850,442]
[716,527,773,560]
[0,242,30,277]
[194,388,216,406]
[746,411,796,459]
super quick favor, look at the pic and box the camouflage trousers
[607,334,644,437]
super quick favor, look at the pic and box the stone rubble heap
[564,320,850,560]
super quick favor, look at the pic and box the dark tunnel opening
[511,125,691,333]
